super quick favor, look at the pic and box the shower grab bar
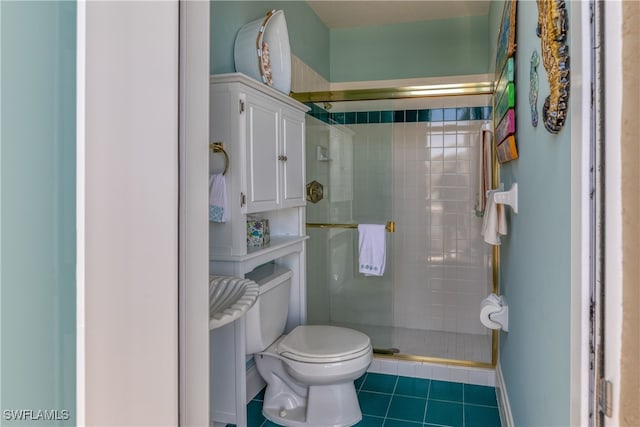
[306,221,395,233]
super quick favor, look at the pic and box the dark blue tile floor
[231,372,501,427]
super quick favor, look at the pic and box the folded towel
[358,224,386,276]
[475,128,493,216]
[481,190,508,245]
[209,173,228,223]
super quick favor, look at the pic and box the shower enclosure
[298,90,495,366]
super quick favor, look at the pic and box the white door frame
[77,1,202,424]
[178,1,211,425]
[602,1,623,425]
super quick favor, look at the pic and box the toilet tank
[245,263,293,354]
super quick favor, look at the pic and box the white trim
[246,363,267,402]
[569,1,591,425]
[178,1,211,425]
[75,1,86,425]
[603,2,623,425]
[496,362,514,427]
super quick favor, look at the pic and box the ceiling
[306,0,491,29]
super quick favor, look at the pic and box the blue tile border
[306,103,492,125]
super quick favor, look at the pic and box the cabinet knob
[278,155,288,161]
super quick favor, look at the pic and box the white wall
[78,2,180,425]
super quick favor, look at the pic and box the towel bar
[306,221,395,233]
[209,142,229,175]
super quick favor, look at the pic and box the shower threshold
[327,321,492,363]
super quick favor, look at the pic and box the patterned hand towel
[358,224,386,276]
[209,173,228,223]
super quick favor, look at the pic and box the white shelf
[210,235,308,275]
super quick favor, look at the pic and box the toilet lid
[277,325,371,363]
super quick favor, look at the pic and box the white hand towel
[209,173,228,223]
[358,224,386,276]
[481,190,507,245]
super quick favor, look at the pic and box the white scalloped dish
[209,276,260,329]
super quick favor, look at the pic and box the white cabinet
[208,73,309,427]
[243,94,279,212]
[209,73,308,258]
[212,74,306,215]
[243,90,306,212]
[281,110,306,207]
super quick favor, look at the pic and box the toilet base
[263,381,362,427]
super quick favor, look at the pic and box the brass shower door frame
[293,82,500,369]
[291,81,494,103]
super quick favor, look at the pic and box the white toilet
[245,264,373,427]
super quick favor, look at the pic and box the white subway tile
[396,360,417,378]
[449,366,470,383]
[431,364,450,381]
[414,363,433,379]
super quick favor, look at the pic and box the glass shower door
[302,95,494,364]
[305,112,396,351]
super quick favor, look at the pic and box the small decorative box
[247,218,270,247]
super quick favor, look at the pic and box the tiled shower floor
[234,372,501,427]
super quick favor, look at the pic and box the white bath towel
[481,190,507,245]
[358,224,386,276]
[209,173,228,223]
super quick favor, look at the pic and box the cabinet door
[244,94,280,213]
[280,110,306,208]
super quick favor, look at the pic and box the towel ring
[209,142,229,175]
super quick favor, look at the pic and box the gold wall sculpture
[537,0,570,133]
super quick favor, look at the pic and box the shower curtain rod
[290,81,494,103]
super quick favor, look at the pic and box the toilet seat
[277,325,372,363]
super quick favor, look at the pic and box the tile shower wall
[312,96,494,338]
[291,54,330,93]
[391,114,492,335]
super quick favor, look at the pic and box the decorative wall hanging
[536,0,570,133]
[494,0,518,163]
[529,50,540,127]
[495,0,517,74]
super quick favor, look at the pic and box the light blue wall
[210,2,490,83]
[330,15,489,82]
[1,1,76,424]
[494,1,572,425]
[210,1,330,79]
